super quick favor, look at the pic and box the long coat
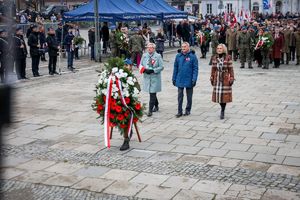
[46,34,59,57]
[272,33,284,59]
[210,55,234,103]
[225,29,237,51]
[140,52,164,93]
[173,51,198,88]
[294,32,300,55]
[282,29,291,53]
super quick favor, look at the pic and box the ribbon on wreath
[255,39,264,50]
[115,77,134,138]
[104,75,113,148]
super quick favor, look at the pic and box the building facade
[168,0,300,16]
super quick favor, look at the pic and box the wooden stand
[109,122,142,142]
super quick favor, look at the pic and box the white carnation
[112,67,118,73]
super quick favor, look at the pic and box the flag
[263,0,270,9]
[269,0,273,8]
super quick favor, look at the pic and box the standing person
[0,29,10,82]
[64,28,75,71]
[55,23,63,46]
[109,27,117,57]
[28,25,41,77]
[272,28,284,68]
[210,44,234,120]
[261,28,274,69]
[139,43,164,117]
[26,24,34,38]
[294,27,300,65]
[254,29,264,68]
[282,25,292,65]
[101,22,109,54]
[74,25,80,60]
[13,27,28,80]
[172,42,198,118]
[289,27,296,63]
[39,25,47,62]
[237,26,253,69]
[155,29,165,58]
[176,21,183,46]
[46,27,59,75]
[209,25,220,65]
[182,20,190,42]
[128,29,144,66]
[226,25,238,61]
[88,27,95,60]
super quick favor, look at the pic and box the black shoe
[175,113,182,118]
[220,111,224,120]
[22,77,29,79]
[296,63,299,65]
[152,106,159,112]
[53,71,59,75]
[147,112,152,117]
[33,74,40,77]
[257,64,262,68]
[49,72,54,75]
[248,66,253,69]
[240,66,245,68]
[183,111,190,116]
[120,138,130,151]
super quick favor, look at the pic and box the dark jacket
[13,34,28,59]
[27,32,40,56]
[88,30,95,46]
[101,25,109,41]
[55,28,62,43]
[155,34,165,52]
[64,33,74,52]
[46,34,59,57]
[0,36,10,62]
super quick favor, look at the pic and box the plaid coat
[210,55,234,103]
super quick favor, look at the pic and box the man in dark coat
[28,25,41,77]
[176,21,183,46]
[182,20,191,42]
[172,42,198,118]
[55,23,63,45]
[13,27,28,80]
[101,22,109,54]
[0,29,10,82]
[88,27,95,60]
[64,28,75,71]
[46,27,59,75]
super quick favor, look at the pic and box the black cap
[0,29,7,33]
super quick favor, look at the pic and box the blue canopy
[141,0,188,20]
[63,0,160,22]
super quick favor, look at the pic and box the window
[227,3,232,13]
[207,4,212,14]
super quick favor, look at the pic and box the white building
[197,0,300,16]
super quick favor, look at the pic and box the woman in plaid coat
[210,44,235,119]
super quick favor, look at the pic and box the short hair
[147,42,156,49]
[181,42,190,47]
[217,44,228,55]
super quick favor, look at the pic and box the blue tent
[140,0,188,20]
[63,0,160,22]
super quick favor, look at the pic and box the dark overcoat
[272,33,284,59]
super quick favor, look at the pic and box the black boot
[120,138,130,151]
[220,110,224,120]
[152,106,159,112]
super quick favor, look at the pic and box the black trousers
[157,51,163,58]
[48,56,57,73]
[0,61,5,83]
[15,58,26,79]
[220,103,226,112]
[178,87,193,114]
[149,93,159,112]
[290,46,296,61]
[200,45,207,57]
[31,55,40,75]
[74,47,79,59]
[274,58,281,68]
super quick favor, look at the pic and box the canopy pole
[94,0,102,62]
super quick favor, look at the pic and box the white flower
[102,89,107,94]
[98,78,103,84]
[97,88,102,95]
[119,69,124,73]
[127,77,134,85]
[133,78,137,82]
[112,67,118,73]
[115,72,121,78]
[122,72,128,78]
[112,84,119,93]
[113,93,119,99]
[111,76,116,82]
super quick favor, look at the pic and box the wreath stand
[109,122,142,142]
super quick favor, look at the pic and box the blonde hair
[217,44,228,55]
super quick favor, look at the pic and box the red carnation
[120,124,127,129]
[109,114,115,119]
[110,123,116,127]
[124,111,130,117]
[111,104,116,111]
[102,95,106,102]
[133,117,139,123]
[135,103,141,110]
[125,97,131,104]
[97,104,103,113]
[117,114,125,121]
[115,105,122,113]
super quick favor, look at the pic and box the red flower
[120,124,127,129]
[111,104,116,111]
[124,111,130,117]
[117,114,124,121]
[135,103,141,110]
[115,105,122,113]
[109,114,115,119]
[110,123,116,127]
[102,95,106,102]
[133,117,139,123]
[97,104,103,114]
[125,97,130,104]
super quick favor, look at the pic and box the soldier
[261,28,274,69]
[28,25,41,77]
[226,25,238,61]
[237,26,252,69]
[294,27,300,65]
[0,29,9,82]
[13,27,28,80]
[88,27,95,60]
[129,29,144,66]
[282,25,292,65]
[209,25,220,65]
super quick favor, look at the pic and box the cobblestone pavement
[1,48,300,200]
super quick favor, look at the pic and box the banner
[263,0,270,10]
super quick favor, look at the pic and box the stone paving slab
[135,185,180,200]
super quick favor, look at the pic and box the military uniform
[129,34,144,66]
[261,32,274,69]
[209,31,219,65]
[109,31,117,57]
[282,29,292,64]
[237,31,252,68]
[294,31,300,65]
[226,28,237,61]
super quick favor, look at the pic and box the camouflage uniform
[209,31,219,65]
[261,33,274,69]
[237,32,252,68]
[226,28,238,61]
[129,34,145,66]
[282,29,292,64]
[109,31,117,57]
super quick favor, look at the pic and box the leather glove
[145,69,154,74]
[229,79,234,86]
[172,80,176,86]
[192,81,196,87]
